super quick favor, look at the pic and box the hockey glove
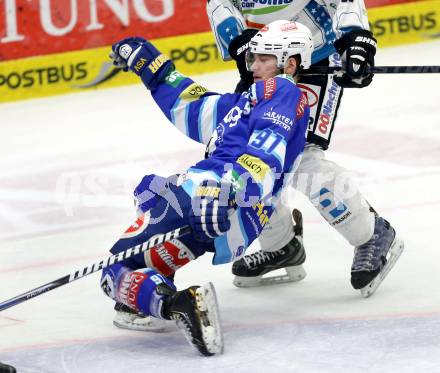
[134,174,180,214]
[228,29,259,93]
[110,37,174,90]
[333,29,377,88]
[189,180,234,242]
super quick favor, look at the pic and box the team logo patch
[122,212,151,239]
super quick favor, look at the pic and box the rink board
[0,0,439,103]
[0,31,235,103]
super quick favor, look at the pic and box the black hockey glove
[228,28,259,93]
[333,29,377,88]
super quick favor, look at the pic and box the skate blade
[195,282,224,355]
[233,265,306,288]
[113,315,170,333]
[360,237,404,298]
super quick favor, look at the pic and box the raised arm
[110,36,242,145]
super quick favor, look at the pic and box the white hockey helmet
[247,20,314,70]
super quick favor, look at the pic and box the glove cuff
[228,28,259,61]
[334,29,377,56]
[137,53,175,90]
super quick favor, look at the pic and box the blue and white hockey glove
[334,29,377,88]
[134,174,180,214]
[110,37,174,90]
[189,180,234,242]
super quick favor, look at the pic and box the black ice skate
[232,209,306,287]
[351,217,404,298]
[0,362,16,373]
[113,302,169,332]
[162,282,223,356]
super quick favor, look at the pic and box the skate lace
[352,233,380,271]
[243,250,282,268]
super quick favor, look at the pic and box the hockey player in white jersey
[206,0,404,295]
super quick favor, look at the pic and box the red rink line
[0,254,101,274]
[1,198,440,274]
[0,310,439,353]
[0,316,25,328]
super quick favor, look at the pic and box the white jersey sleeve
[207,0,371,64]
[206,0,246,60]
[322,0,370,38]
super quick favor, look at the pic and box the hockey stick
[0,225,192,312]
[302,65,440,75]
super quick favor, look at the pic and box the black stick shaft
[0,225,192,312]
[302,65,440,75]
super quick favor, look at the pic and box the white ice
[0,40,440,373]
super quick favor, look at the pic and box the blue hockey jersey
[149,70,309,263]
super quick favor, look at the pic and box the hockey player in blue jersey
[206,0,404,296]
[101,20,312,355]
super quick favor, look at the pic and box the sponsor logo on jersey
[311,187,349,224]
[264,78,276,99]
[262,110,294,131]
[332,211,352,226]
[223,169,245,193]
[297,83,320,132]
[316,79,339,139]
[252,201,270,228]
[122,213,151,239]
[237,154,270,182]
[180,82,208,101]
[123,271,149,311]
[296,92,308,119]
[147,240,195,277]
[297,84,319,107]
[164,71,185,88]
[241,0,293,9]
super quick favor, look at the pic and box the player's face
[249,54,279,82]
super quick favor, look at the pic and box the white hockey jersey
[207,0,370,63]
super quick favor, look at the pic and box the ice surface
[1,40,440,372]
